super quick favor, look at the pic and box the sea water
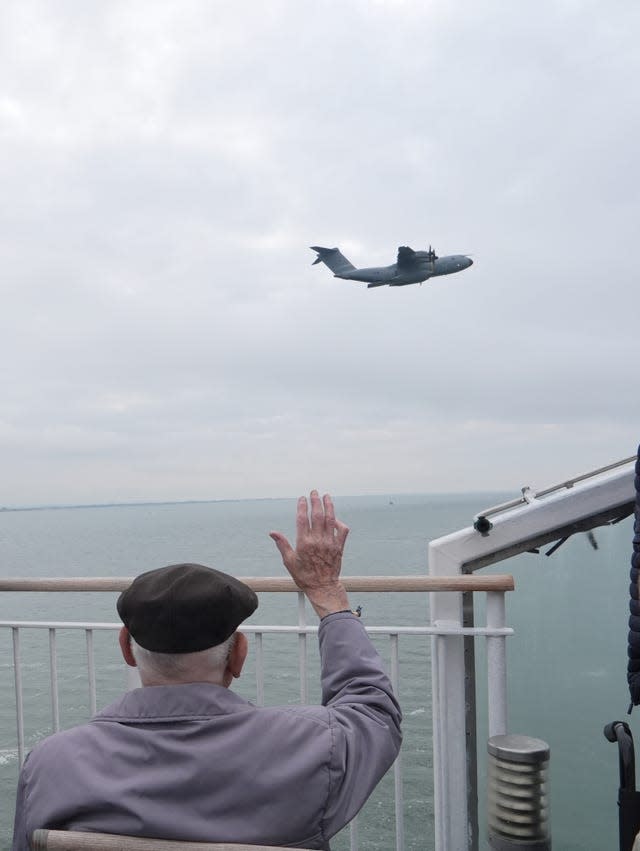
[0,494,634,851]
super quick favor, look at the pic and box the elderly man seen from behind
[12,491,402,851]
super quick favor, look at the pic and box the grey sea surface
[0,494,634,850]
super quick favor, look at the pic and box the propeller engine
[426,245,438,262]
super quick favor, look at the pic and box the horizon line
[0,489,513,514]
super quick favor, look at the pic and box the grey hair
[130,633,236,684]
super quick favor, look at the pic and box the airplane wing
[396,246,417,270]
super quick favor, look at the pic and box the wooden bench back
[31,830,313,851]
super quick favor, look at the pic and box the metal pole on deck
[429,543,469,851]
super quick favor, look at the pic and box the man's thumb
[269,531,293,562]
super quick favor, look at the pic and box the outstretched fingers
[273,490,348,565]
[272,490,350,616]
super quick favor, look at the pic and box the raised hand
[270,490,350,618]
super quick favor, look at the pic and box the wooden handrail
[31,829,307,850]
[0,575,514,592]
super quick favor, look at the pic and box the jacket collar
[94,682,254,723]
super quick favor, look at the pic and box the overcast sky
[1,0,639,506]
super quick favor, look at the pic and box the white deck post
[429,543,468,851]
[486,591,508,738]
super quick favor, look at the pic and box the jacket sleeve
[317,612,402,838]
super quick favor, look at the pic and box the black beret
[117,563,258,653]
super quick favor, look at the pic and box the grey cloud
[1,0,639,504]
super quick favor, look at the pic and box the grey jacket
[12,612,402,850]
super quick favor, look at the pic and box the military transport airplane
[310,245,472,288]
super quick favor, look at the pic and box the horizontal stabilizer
[310,246,356,276]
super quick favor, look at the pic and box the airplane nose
[466,257,473,267]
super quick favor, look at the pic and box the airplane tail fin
[310,246,356,276]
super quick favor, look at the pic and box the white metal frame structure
[429,455,636,851]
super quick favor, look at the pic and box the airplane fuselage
[335,255,473,286]
[310,245,472,289]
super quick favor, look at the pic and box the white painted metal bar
[86,630,97,716]
[49,628,60,733]
[434,462,635,574]
[485,592,507,738]
[255,632,265,706]
[475,454,636,520]
[12,627,25,767]
[431,623,467,851]
[349,815,359,851]
[0,621,125,630]
[297,592,308,703]
[429,541,469,851]
[535,454,636,498]
[0,620,512,637]
[390,633,405,851]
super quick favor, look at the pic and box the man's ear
[224,632,248,685]
[119,627,137,668]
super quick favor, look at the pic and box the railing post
[297,591,308,704]
[486,591,508,738]
[255,632,265,706]
[429,545,469,851]
[390,632,405,851]
[49,628,60,733]
[12,627,25,767]
[86,629,97,716]
[349,815,359,850]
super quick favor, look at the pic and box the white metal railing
[0,575,515,851]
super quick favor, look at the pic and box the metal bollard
[487,734,551,851]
